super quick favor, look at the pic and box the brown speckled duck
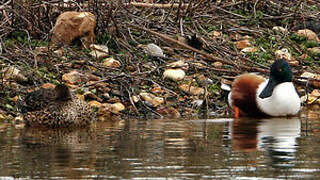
[19,84,96,128]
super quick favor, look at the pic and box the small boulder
[163,69,185,81]
[102,57,121,68]
[90,44,109,60]
[51,11,96,48]
[179,84,204,96]
[235,39,251,49]
[62,70,87,85]
[1,66,28,83]
[139,92,164,108]
[139,43,165,57]
[296,29,320,42]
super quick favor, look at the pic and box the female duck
[20,84,95,128]
[228,59,301,118]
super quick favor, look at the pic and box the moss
[305,41,319,48]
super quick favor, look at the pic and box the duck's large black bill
[259,79,277,99]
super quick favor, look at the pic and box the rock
[163,69,185,81]
[13,115,24,124]
[84,91,102,102]
[88,100,102,108]
[62,70,87,85]
[209,31,222,37]
[241,47,257,53]
[139,92,164,107]
[308,47,320,55]
[140,43,165,57]
[51,11,96,48]
[1,66,28,83]
[300,72,320,88]
[213,61,223,68]
[179,84,204,96]
[275,48,299,66]
[131,95,140,103]
[102,57,121,68]
[298,54,309,61]
[177,36,188,44]
[301,89,320,105]
[98,102,125,115]
[296,29,320,42]
[156,106,181,118]
[90,44,109,60]
[41,83,56,89]
[54,48,64,57]
[0,113,6,121]
[272,26,288,34]
[235,39,251,49]
[192,99,204,108]
[311,75,320,88]
[167,60,188,68]
[151,86,164,95]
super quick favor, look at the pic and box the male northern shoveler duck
[19,84,96,128]
[228,59,301,118]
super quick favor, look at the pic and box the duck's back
[21,85,95,128]
[229,73,266,116]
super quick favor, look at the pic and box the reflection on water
[0,115,320,179]
[230,118,301,168]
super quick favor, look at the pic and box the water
[1,111,320,179]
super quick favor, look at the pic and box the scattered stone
[296,29,320,42]
[102,57,121,68]
[90,44,109,60]
[300,72,320,88]
[308,47,320,55]
[84,91,102,102]
[275,48,299,66]
[41,83,56,89]
[213,61,223,68]
[62,70,87,85]
[131,95,140,103]
[13,115,24,124]
[177,36,188,44]
[235,39,251,49]
[139,92,164,107]
[151,86,164,95]
[54,48,64,57]
[241,47,257,53]
[301,89,320,105]
[0,113,6,121]
[272,26,288,34]
[1,66,28,83]
[51,11,96,48]
[140,43,165,57]
[156,106,181,118]
[192,99,204,108]
[163,69,185,81]
[179,84,204,96]
[99,102,125,115]
[35,46,49,54]
[209,31,222,38]
[89,100,102,108]
[298,54,309,61]
[167,60,188,68]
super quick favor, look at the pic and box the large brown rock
[51,11,96,48]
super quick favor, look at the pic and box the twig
[124,2,189,9]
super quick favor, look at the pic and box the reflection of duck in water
[231,118,301,167]
[230,118,260,152]
[228,59,301,118]
[18,84,96,128]
[258,118,301,167]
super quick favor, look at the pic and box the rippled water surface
[1,111,320,179]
